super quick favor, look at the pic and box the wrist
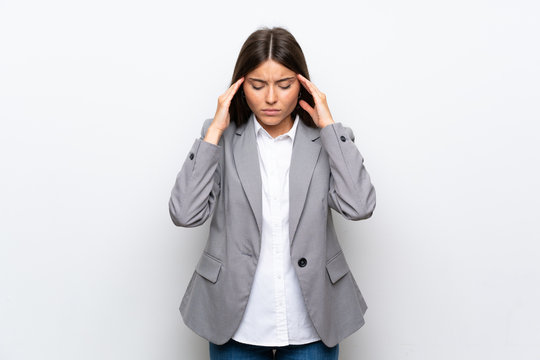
[203,125,224,145]
[208,123,226,134]
[319,119,335,128]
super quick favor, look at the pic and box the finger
[232,77,245,95]
[234,76,245,87]
[296,74,311,94]
[297,74,323,102]
[303,76,324,100]
[228,77,245,95]
[222,77,244,102]
[296,74,313,95]
[297,73,320,96]
[298,99,317,121]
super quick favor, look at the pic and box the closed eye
[251,84,292,90]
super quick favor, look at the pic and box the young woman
[169,26,376,360]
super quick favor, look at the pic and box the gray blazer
[168,115,376,347]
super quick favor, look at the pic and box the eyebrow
[248,77,295,84]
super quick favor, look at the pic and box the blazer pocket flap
[326,251,350,284]
[195,252,222,283]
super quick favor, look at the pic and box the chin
[259,113,291,124]
[256,115,279,124]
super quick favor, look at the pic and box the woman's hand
[204,77,245,145]
[296,74,335,128]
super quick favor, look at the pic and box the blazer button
[298,258,307,267]
[340,135,346,142]
[189,153,194,160]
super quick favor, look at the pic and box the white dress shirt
[232,113,321,346]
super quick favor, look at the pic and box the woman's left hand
[297,74,335,128]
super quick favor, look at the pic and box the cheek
[244,89,262,105]
[284,90,300,107]
[285,83,301,103]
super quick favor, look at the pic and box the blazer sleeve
[168,118,222,227]
[319,122,376,221]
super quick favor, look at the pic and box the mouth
[262,109,280,115]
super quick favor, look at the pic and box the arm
[168,118,222,227]
[320,122,376,220]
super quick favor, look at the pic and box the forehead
[247,59,295,80]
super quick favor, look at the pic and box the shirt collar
[252,112,299,141]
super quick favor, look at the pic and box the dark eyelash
[252,85,291,90]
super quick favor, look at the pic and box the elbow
[350,185,377,221]
[169,199,187,227]
[169,197,210,228]
[169,198,198,228]
[169,209,189,227]
[348,207,375,221]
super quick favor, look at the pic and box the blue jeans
[209,339,339,360]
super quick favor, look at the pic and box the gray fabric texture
[168,116,376,347]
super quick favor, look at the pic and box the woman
[169,26,376,360]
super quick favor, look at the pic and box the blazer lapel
[232,114,322,245]
[233,114,263,236]
[289,119,322,245]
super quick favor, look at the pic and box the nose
[265,86,277,104]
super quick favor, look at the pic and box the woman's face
[243,59,301,132]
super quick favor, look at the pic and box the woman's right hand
[204,77,245,145]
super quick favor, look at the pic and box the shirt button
[298,258,307,267]
[340,135,346,142]
[189,153,194,160]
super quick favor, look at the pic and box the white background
[1,0,539,359]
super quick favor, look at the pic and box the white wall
[1,0,539,359]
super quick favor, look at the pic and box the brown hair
[229,26,316,128]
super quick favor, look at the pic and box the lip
[262,109,280,115]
